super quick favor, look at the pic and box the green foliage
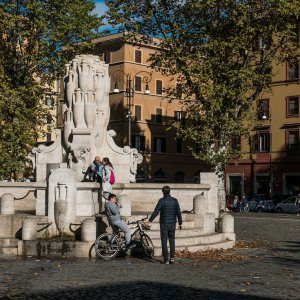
[0,0,103,179]
[106,0,300,172]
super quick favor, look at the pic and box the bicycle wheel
[94,233,120,259]
[141,233,154,258]
[244,205,249,213]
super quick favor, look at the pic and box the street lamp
[112,70,152,147]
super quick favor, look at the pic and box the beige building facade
[91,33,209,183]
[225,59,300,197]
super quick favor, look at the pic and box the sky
[93,0,119,32]
[93,0,108,16]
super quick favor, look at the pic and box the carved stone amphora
[84,90,96,128]
[54,183,69,235]
[65,70,76,109]
[78,60,90,91]
[73,88,86,128]
[94,70,105,109]
[63,109,74,147]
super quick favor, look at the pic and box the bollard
[193,193,207,215]
[22,217,37,240]
[81,218,96,242]
[220,213,234,233]
[0,193,15,215]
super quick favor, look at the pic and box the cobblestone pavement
[1,213,300,300]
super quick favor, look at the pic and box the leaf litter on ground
[175,240,272,262]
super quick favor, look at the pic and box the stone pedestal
[118,194,131,217]
[0,193,15,215]
[81,218,96,242]
[22,218,37,240]
[221,213,234,233]
[193,193,207,214]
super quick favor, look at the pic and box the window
[176,139,182,153]
[156,108,163,123]
[258,37,268,50]
[254,36,270,51]
[45,95,53,107]
[153,137,166,153]
[286,130,299,151]
[132,135,145,151]
[255,175,271,194]
[254,132,270,152]
[155,58,162,67]
[257,99,269,120]
[174,111,183,121]
[287,61,299,80]
[174,110,185,126]
[231,136,241,151]
[286,96,299,117]
[46,114,52,131]
[156,80,163,95]
[46,132,52,143]
[135,49,142,63]
[154,168,166,182]
[136,168,146,183]
[135,105,141,121]
[176,83,183,98]
[104,51,110,64]
[175,171,185,183]
[134,76,142,92]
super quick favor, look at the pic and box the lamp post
[112,70,152,147]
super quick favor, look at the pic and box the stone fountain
[0,54,235,258]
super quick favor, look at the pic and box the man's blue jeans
[160,223,176,260]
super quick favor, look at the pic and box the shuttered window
[135,50,142,63]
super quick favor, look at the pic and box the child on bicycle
[105,194,135,249]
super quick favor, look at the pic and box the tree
[105,0,300,173]
[0,0,103,179]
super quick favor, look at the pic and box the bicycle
[94,216,154,259]
[239,202,249,213]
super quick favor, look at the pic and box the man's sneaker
[161,259,169,264]
[169,258,175,264]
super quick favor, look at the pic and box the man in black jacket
[148,186,182,264]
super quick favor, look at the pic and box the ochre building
[91,32,209,183]
[225,58,300,197]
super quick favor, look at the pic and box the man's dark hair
[108,193,116,200]
[162,185,170,195]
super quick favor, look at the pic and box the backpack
[109,169,115,185]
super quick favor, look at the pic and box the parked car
[255,199,275,212]
[275,196,299,214]
[245,194,274,212]
[271,194,291,206]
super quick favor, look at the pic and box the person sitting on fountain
[102,157,115,200]
[88,156,103,183]
[106,193,135,250]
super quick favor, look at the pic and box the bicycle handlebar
[127,215,148,225]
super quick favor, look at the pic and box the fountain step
[128,212,195,222]
[0,246,18,256]
[147,232,228,248]
[0,238,18,256]
[0,238,19,247]
[133,228,204,239]
[129,220,196,231]
[153,239,235,257]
